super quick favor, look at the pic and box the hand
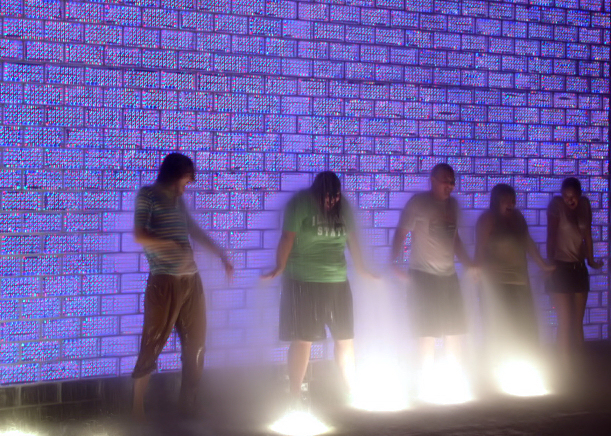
[221,256,234,280]
[541,262,556,274]
[261,267,282,280]
[588,258,604,269]
[465,266,481,282]
[359,269,380,280]
[391,264,411,282]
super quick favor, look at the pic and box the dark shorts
[546,261,590,294]
[279,277,354,342]
[409,270,466,337]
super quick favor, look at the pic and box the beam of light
[350,359,410,412]
[495,359,549,397]
[269,411,331,436]
[0,431,39,436]
[418,357,474,405]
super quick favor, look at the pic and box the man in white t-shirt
[391,163,475,398]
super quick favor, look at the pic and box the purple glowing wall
[0,0,609,384]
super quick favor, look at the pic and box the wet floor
[2,346,611,436]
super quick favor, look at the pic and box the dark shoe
[178,395,200,420]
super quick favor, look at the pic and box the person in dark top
[546,177,603,370]
[476,184,554,360]
[263,171,374,408]
[132,153,233,420]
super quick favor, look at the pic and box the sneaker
[287,394,309,413]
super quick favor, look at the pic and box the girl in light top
[546,177,603,369]
[476,184,554,359]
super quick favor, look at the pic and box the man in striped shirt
[131,153,233,421]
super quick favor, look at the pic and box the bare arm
[263,230,296,279]
[185,212,234,276]
[186,212,226,259]
[347,232,369,275]
[527,232,553,272]
[582,199,603,268]
[546,212,560,261]
[454,233,475,268]
[474,214,492,266]
[391,199,412,264]
[133,190,176,251]
[584,225,596,265]
[391,226,408,264]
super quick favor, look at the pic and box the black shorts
[409,270,466,337]
[279,277,354,342]
[546,261,590,294]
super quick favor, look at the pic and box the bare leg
[552,293,573,369]
[334,339,355,394]
[419,337,436,371]
[132,373,151,421]
[445,335,463,365]
[572,292,588,352]
[417,337,437,400]
[288,341,312,398]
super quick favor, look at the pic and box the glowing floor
[4,392,611,436]
[2,348,610,436]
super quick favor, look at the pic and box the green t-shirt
[283,190,355,283]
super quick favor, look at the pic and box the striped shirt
[134,185,198,276]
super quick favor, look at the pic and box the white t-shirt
[548,196,590,263]
[399,192,459,276]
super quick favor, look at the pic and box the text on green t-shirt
[283,190,355,283]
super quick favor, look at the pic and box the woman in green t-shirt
[263,171,373,409]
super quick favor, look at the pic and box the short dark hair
[561,177,582,196]
[489,183,516,212]
[431,163,455,179]
[156,153,195,185]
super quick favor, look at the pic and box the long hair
[561,177,582,196]
[311,171,342,224]
[156,153,195,185]
[489,183,516,213]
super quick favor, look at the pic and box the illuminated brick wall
[0,0,609,384]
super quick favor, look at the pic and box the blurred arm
[263,231,296,279]
[391,200,412,264]
[391,226,408,264]
[527,232,550,271]
[347,231,368,274]
[454,233,475,268]
[474,214,492,266]
[186,211,227,260]
[133,190,175,251]
[546,202,559,261]
[581,198,601,268]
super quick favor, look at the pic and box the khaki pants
[132,273,206,404]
